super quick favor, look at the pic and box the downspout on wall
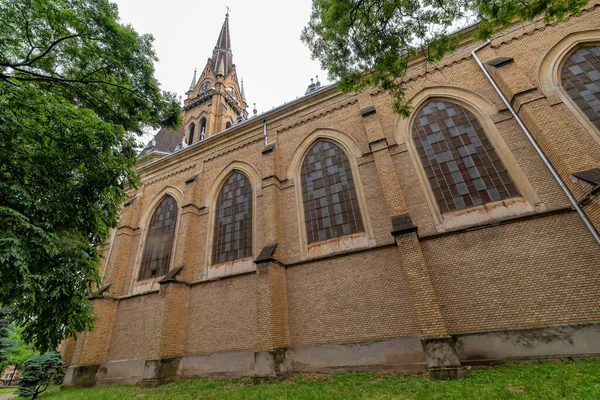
[472,41,600,245]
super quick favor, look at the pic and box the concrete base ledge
[63,323,600,387]
[455,323,600,365]
[289,336,425,373]
[180,351,257,378]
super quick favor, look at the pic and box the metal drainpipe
[472,41,600,245]
[263,118,268,146]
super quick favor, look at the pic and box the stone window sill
[201,257,255,281]
[306,232,376,260]
[131,276,163,295]
[438,197,541,231]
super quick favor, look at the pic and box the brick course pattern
[65,3,600,380]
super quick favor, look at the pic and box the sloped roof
[573,168,600,186]
[140,126,185,156]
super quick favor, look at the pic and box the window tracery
[301,140,364,243]
[412,100,519,213]
[212,172,253,264]
[561,45,600,131]
[138,195,178,280]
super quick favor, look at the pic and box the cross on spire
[225,5,230,17]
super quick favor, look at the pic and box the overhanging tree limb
[302,0,589,116]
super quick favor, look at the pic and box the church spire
[215,12,231,52]
[188,68,197,92]
[210,13,233,76]
[182,11,247,139]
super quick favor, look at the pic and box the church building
[63,4,600,386]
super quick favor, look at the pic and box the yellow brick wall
[107,294,162,361]
[77,300,117,364]
[72,5,600,368]
[61,337,77,366]
[184,275,257,355]
[286,246,420,346]
[423,212,600,333]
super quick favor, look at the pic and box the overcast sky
[112,0,329,143]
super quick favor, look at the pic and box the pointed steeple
[215,12,231,52]
[188,68,197,92]
[210,14,233,77]
[182,11,248,140]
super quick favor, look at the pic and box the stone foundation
[63,323,600,387]
[455,323,600,364]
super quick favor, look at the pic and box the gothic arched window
[188,123,195,144]
[212,172,253,264]
[226,121,232,129]
[138,195,178,280]
[412,100,519,213]
[301,140,364,244]
[561,45,600,131]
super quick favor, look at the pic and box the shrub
[17,352,65,399]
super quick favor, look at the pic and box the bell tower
[182,12,248,144]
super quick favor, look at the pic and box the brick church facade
[63,3,600,386]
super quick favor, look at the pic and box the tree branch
[4,66,142,98]
[22,33,85,67]
[23,16,37,63]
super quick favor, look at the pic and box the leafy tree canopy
[302,0,589,116]
[0,0,181,351]
[7,326,39,371]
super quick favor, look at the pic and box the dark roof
[140,126,184,156]
[573,168,600,186]
[485,56,514,68]
[210,15,233,76]
[215,14,231,51]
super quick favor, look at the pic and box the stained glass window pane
[412,100,519,213]
[301,140,365,244]
[561,46,600,130]
[212,172,253,264]
[138,195,178,281]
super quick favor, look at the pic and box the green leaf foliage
[0,308,14,369]
[0,0,181,352]
[302,0,589,116]
[17,352,65,400]
[7,327,39,371]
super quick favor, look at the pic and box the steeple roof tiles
[210,15,233,77]
[215,14,231,51]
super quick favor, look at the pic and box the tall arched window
[199,118,207,139]
[561,45,600,130]
[188,123,195,144]
[138,195,178,280]
[412,100,519,213]
[301,140,364,243]
[212,172,253,264]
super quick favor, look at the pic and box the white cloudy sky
[111,0,329,143]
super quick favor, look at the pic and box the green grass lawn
[0,387,16,394]
[33,360,600,400]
